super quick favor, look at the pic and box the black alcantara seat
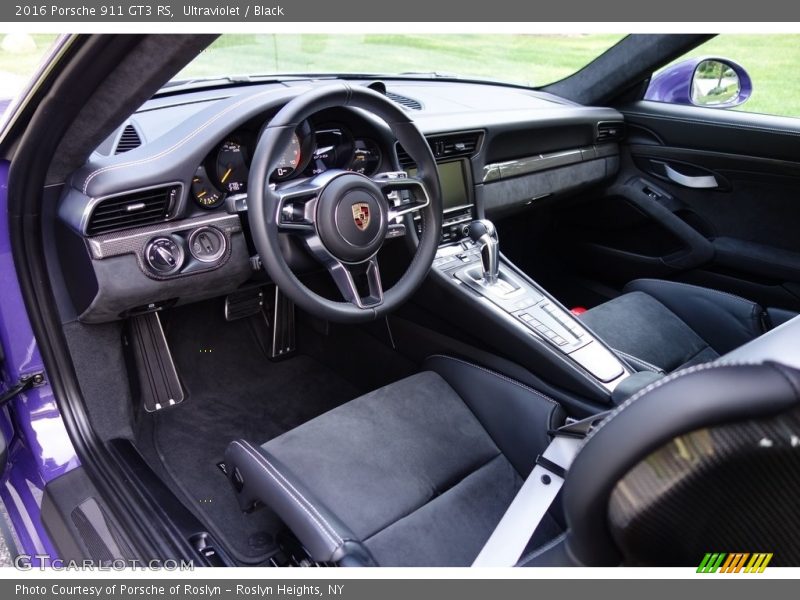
[224,351,800,566]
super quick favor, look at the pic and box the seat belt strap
[471,435,582,567]
[471,411,611,568]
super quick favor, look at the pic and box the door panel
[622,101,800,162]
[565,100,800,312]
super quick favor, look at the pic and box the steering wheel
[247,83,442,323]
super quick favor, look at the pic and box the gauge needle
[197,190,207,198]
[221,167,233,183]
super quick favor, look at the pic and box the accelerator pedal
[241,286,297,361]
[269,287,296,360]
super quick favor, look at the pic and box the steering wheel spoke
[372,172,432,221]
[326,256,384,309]
[274,179,323,233]
[248,84,441,322]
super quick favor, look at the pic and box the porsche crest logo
[351,202,371,231]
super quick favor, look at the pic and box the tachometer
[192,167,224,209]
[272,132,302,181]
[215,138,249,193]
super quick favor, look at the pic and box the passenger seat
[579,279,796,374]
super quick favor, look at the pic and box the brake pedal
[126,312,184,412]
[224,288,265,321]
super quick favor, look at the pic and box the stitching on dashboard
[81,88,299,194]
[233,440,343,547]
[429,354,559,407]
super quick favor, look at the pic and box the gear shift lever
[467,220,499,284]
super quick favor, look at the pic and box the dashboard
[190,117,384,210]
[54,79,623,323]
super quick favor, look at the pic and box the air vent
[386,91,422,111]
[87,185,179,236]
[431,133,481,158]
[396,144,414,169]
[396,131,482,169]
[596,121,625,143]
[115,124,142,154]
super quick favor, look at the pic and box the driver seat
[224,355,800,567]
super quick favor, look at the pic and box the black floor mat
[148,301,362,564]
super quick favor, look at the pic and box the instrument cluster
[190,119,384,210]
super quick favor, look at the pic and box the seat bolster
[224,440,376,565]
[423,355,565,477]
[625,279,766,354]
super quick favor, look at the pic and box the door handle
[663,163,718,189]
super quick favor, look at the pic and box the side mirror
[644,57,752,108]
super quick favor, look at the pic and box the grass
[176,34,624,88]
[0,34,58,90]
[2,34,800,118]
[658,34,800,117]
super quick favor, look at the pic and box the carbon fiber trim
[609,406,800,566]
[87,213,241,259]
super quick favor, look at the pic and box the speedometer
[272,133,302,181]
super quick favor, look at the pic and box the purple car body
[644,56,753,106]
[0,96,79,562]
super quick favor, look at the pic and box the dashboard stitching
[81,87,303,194]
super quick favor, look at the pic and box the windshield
[172,34,625,88]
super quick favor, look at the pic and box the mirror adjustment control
[188,226,227,263]
[144,236,184,276]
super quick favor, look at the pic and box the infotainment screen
[409,160,470,212]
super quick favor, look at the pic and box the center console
[421,157,631,401]
[432,234,628,390]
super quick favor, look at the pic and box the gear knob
[467,220,499,284]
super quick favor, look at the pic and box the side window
[644,34,800,119]
[0,33,59,104]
